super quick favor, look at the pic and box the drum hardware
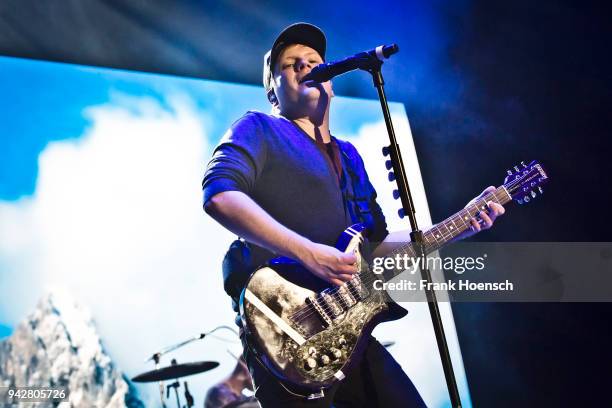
[133,325,239,407]
[183,381,194,408]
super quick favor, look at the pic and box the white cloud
[0,92,240,406]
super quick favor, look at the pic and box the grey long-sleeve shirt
[203,111,388,302]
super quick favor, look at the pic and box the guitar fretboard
[381,186,512,281]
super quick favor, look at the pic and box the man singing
[203,22,504,407]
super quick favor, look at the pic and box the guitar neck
[382,186,512,280]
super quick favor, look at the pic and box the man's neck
[292,117,331,143]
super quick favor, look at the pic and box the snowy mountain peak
[0,290,143,407]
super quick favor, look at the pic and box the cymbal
[132,361,220,382]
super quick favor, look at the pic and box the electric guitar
[239,160,548,391]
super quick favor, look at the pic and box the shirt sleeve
[202,112,268,206]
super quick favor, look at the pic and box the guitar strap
[337,143,377,235]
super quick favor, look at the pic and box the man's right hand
[205,191,358,286]
[298,242,358,286]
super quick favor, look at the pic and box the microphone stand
[144,325,239,364]
[363,54,462,408]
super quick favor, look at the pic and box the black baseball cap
[263,22,327,96]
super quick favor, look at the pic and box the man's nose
[295,60,313,72]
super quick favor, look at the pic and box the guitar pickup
[334,285,357,310]
[320,289,344,319]
[347,275,369,301]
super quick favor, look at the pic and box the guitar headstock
[503,160,549,204]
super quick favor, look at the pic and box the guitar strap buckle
[306,389,325,400]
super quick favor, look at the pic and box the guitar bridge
[289,300,328,338]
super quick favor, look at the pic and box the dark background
[1,0,610,406]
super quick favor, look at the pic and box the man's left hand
[462,186,506,238]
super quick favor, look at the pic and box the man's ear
[267,89,278,106]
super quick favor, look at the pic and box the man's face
[271,44,333,117]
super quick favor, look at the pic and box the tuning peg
[538,186,544,194]
[385,160,393,170]
[393,189,400,200]
[521,161,526,167]
[531,190,537,198]
[523,195,530,203]
[398,209,405,219]
[514,165,520,172]
[382,146,390,157]
[507,169,513,176]
[517,199,524,205]
[388,172,396,182]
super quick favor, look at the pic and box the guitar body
[239,224,407,391]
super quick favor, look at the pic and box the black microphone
[300,44,399,83]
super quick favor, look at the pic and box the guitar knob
[305,357,317,370]
[331,348,342,359]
